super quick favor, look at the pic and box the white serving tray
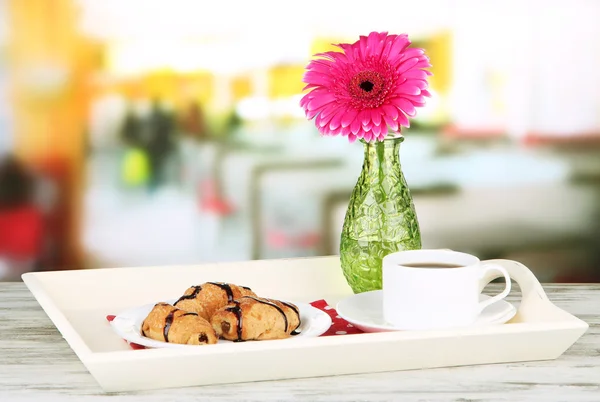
[22,256,588,392]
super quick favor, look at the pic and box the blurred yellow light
[309,37,351,57]
[268,65,305,98]
[231,75,252,101]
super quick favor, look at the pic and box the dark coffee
[402,262,463,269]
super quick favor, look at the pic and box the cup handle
[479,259,548,302]
[477,263,511,312]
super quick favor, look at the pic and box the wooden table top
[1,282,598,401]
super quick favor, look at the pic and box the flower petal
[350,118,361,135]
[371,110,382,126]
[358,35,368,59]
[318,126,330,136]
[335,43,356,63]
[303,71,333,87]
[401,48,425,60]
[372,123,383,137]
[403,70,429,80]
[396,57,420,74]
[396,110,410,127]
[398,93,427,103]
[339,125,352,137]
[383,114,399,132]
[407,79,428,90]
[329,109,345,131]
[395,98,417,117]
[307,59,333,74]
[306,93,336,111]
[366,31,384,58]
[299,94,311,108]
[341,108,359,128]
[380,36,396,61]
[319,104,338,120]
[317,110,335,127]
[306,107,320,120]
[393,83,422,96]
[381,104,399,120]
[389,34,411,57]
[359,110,371,126]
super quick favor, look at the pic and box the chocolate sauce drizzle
[225,301,244,342]
[141,304,201,342]
[181,312,198,317]
[165,312,199,343]
[141,302,168,338]
[242,296,288,332]
[208,282,234,302]
[279,300,302,335]
[174,285,203,305]
[163,309,177,342]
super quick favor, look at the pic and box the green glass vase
[340,135,421,293]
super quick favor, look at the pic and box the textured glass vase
[340,135,421,293]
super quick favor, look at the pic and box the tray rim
[22,256,589,366]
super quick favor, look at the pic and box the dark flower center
[360,81,374,92]
[348,70,388,109]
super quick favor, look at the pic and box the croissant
[173,282,256,320]
[211,296,301,341]
[261,297,302,336]
[141,303,218,345]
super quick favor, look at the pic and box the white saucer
[336,291,517,333]
[110,299,332,349]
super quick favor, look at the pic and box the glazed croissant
[141,303,218,345]
[211,296,301,341]
[174,282,257,320]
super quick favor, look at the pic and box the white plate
[110,299,332,349]
[336,290,517,333]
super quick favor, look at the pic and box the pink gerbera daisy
[300,32,432,142]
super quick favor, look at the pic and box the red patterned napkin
[309,299,364,336]
[106,299,363,350]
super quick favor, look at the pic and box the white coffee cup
[382,249,511,330]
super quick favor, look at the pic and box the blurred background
[1,0,599,282]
